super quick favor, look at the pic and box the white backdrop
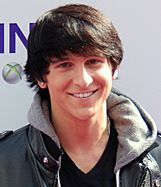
[0,0,161,131]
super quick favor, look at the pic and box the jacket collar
[28,125,62,171]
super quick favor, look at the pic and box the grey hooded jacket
[0,89,161,187]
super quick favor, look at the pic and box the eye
[86,59,103,66]
[57,62,72,69]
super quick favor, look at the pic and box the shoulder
[0,125,36,177]
[156,131,161,142]
[148,131,161,169]
[153,131,161,150]
[0,125,30,153]
[0,125,29,140]
[0,125,33,168]
[0,130,13,140]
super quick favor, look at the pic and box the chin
[74,109,97,121]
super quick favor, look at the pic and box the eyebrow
[49,54,106,64]
[50,57,69,64]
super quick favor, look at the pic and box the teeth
[73,91,93,98]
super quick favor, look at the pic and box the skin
[38,53,117,173]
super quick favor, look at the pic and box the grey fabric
[27,94,60,147]
[107,92,157,172]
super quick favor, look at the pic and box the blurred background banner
[0,0,161,131]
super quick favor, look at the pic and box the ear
[37,80,47,89]
[112,69,119,80]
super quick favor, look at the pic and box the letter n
[0,23,4,53]
[9,23,28,53]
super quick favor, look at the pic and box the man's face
[38,53,115,121]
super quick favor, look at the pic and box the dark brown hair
[25,4,123,99]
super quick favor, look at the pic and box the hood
[27,88,157,172]
[107,88,157,172]
[27,94,60,147]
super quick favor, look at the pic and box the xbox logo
[2,63,24,84]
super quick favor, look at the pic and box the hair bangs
[38,14,103,58]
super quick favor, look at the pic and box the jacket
[0,89,161,187]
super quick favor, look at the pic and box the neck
[51,104,110,154]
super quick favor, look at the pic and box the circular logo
[2,63,24,84]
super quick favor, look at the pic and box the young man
[0,4,161,187]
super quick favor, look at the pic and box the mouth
[69,89,98,98]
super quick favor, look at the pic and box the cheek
[48,79,71,102]
[96,71,113,99]
[96,69,112,86]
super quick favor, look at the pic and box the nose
[73,67,93,88]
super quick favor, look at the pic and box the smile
[70,89,98,98]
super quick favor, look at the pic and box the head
[25,4,123,100]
